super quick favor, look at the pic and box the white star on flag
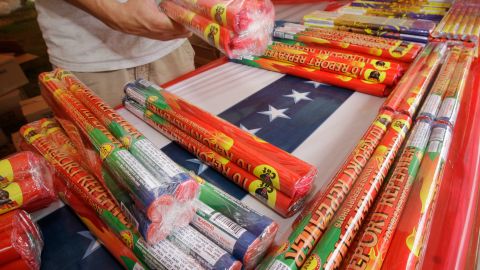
[78,231,101,259]
[258,105,291,122]
[284,89,313,104]
[187,158,209,175]
[305,81,326,88]
[240,124,261,135]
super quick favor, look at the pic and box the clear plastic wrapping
[0,210,43,270]
[0,151,56,214]
[38,71,199,244]
[124,79,318,217]
[160,0,274,58]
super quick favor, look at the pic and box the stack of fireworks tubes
[32,69,279,269]
[234,22,424,96]
[432,0,480,55]
[302,10,436,43]
[337,0,451,21]
[257,42,448,270]
[123,78,318,218]
[160,0,274,58]
[0,210,44,270]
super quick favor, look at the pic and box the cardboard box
[0,89,25,132]
[10,131,22,151]
[21,95,52,122]
[0,128,8,147]
[0,55,28,96]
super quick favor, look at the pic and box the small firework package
[0,210,43,270]
[160,0,274,58]
[0,152,56,214]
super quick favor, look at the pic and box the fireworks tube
[273,23,422,62]
[382,123,452,270]
[39,73,177,223]
[124,99,300,217]
[54,177,146,270]
[274,39,407,71]
[192,200,265,269]
[0,210,43,270]
[232,56,389,96]
[194,175,278,238]
[436,48,474,126]
[168,225,242,270]
[125,79,317,200]
[303,11,436,36]
[418,46,462,119]
[344,118,432,270]
[54,68,199,202]
[300,114,411,270]
[263,44,399,85]
[258,110,394,270]
[396,42,447,117]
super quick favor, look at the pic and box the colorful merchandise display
[0,210,44,270]
[160,0,274,58]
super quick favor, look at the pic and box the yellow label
[253,165,280,190]
[120,230,134,249]
[147,96,158,103]
[248,180,277,208]
[41,119,60,135]
[0,183,23,214]
[336,75,353,82]
[369,47,383,56]
[0,160,13,187]
[22,127,42,144]
[364,69,386,83]
[121,136,132,149]
[302,254,322,270]
[209,132,234,151]
[370,59,391,71]
[100,143,115,160]
[204,23,221,48]
[392,119,411,135]
[210,3,227,26]
[389,41,413,58]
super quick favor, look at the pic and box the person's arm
[66,0,191,40]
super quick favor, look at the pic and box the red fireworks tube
[0,152,47,188]
[0,210,43,270]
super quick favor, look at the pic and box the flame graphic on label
[406,227,420,257]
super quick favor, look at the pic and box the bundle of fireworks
[273,22,423,63]
[160,0,274,58]
[0,210,43,270]
[257,109,395,270]
[22,120,278,269]
[38,71,200,244]
[261,41,402,86]
[0,151,56,214]
[380,47,473,270]
[382,42,447,116]
[337,1,450,21]
[432,2,480,43]
[303,10,436,40]
[123,78,318,217]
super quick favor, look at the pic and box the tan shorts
[71,40,195,107]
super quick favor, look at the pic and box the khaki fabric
[71,41,195,107]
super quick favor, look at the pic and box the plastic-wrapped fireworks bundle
[0,152,56,214]
[299,114,411,270]
[262,42,401,86]
[160,0,274,58]
[124,98,301,217]
[38,72,197,241]
[343,118,432,270]
[258,110,394,270]
[0,210,43,270]
[231,56,390,96]
[303,10,436,37]
[21,120,207,270]
[124,79,318,215]
[273,22,423,63]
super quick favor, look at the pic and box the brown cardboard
[10,131,22,151]
[0,55,28,95]
[20,95,52,122]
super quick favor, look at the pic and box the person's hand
[67,0,192,41]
